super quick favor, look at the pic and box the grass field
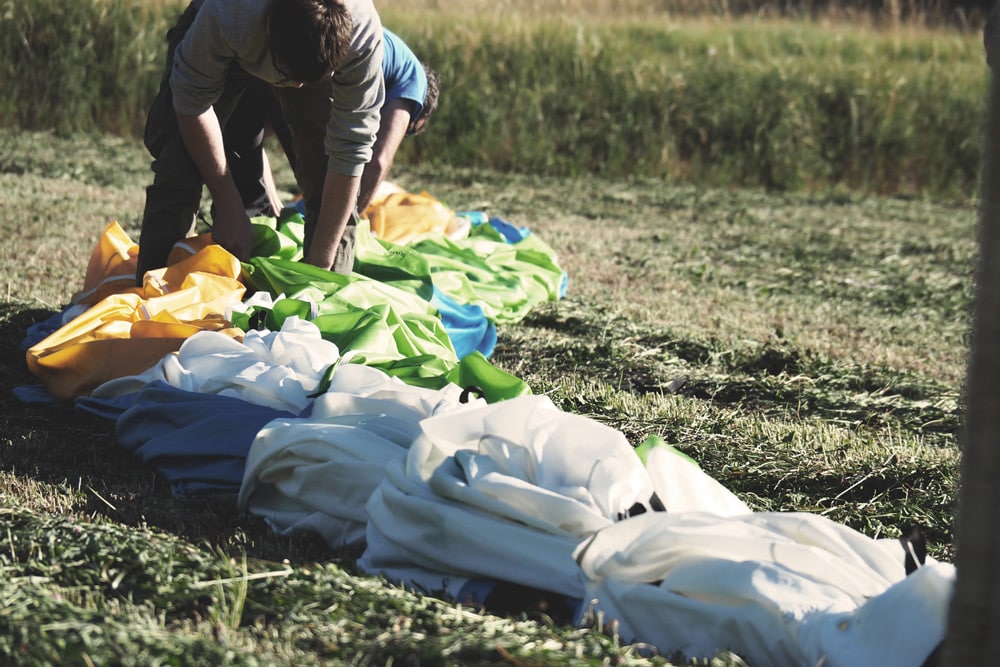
[0,125,971,664]
[1,0,990,197]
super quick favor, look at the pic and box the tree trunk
[942,21,1000,664]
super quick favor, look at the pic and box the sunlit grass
[0,17,971,658]
[0,1,989,197]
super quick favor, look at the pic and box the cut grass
[0,129,967,664]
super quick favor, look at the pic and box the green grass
[0,128,968,664]
[0,0,990,197]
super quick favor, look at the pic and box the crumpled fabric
[362,189,470,244]
[26,244,245,400]
[92,316,341,415]
[232,274,525,402]
[70,221,141,307]
[358,394,668,601]
[350,221,497,358]
[574,510,954,667]
[355,220,567,326]
[636,436,751,516]
[238,363,485,548]
[116,381,294,495]
[358,393,952,667]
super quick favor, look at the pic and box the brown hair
[413,64,440,133]
[267,0,352,83]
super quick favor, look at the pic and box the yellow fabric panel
[145,243,243,298]
[71,221,142,307]
[166,232,217,266]
[27,337,187,401]
[27,239,247,401]
[362,191,458,244]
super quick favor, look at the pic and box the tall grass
[0,0,175,135]
[391,15,987,197]
[0,0,990,197]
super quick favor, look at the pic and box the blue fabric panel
[116,381,293,496]
[431,287,497,359]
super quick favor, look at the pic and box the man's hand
[305,170,361,271]
[210,198,254,261]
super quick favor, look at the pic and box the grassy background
[0,0,991,197]
[0,0,980,663]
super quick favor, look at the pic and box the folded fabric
[238,363,484,548]
[92,316,342,415]
[407,226,567,324]
[70,221,141,307]
[359,392,952,667]
[359,394,666,601]
[26,242,246,401]
[353,216,567,326]
[351,224,497,358]
[430,287,496,359]
[228,294,521,401]
[117,381,294,496]
[636,436,751,516]
[362,189,469,244]
[574,511,954,667]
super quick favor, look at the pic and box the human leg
[273,84,357,274]
[222,79,281,219]
[135,3,203,283]
[135,137,204,283]
[136,0,257,282]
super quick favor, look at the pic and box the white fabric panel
[361,455,588,598]
[407,394,658,521]
[238,367,484,548]
[91,316,339,414]
[644,444,751,516]
[360,394,664,598]
[574,511,954,667]
[163,317,339,414]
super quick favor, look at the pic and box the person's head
[408,64,440,136]
[267,0,352,84]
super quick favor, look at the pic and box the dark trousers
[135,2,355,283]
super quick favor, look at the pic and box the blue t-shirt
[383,28,427,119]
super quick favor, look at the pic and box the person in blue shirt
[225,28,440,226]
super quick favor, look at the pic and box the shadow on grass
[0,302,342,566]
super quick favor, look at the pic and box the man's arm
[305,170,361,270]
[176,109,254,261]
[356,98,415,213]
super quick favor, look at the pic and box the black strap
[899,525,927,575]
[248,309,268,331]
[616,492,668,521]
[460,385,486,403]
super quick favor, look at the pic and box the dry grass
[383,0,986,29]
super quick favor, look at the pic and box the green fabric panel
[250,216,304,261]
[444,351,531,403]
[634,434,698,466]
[238,215,564,402]
[311,307,399,354]
[353,220,435,290]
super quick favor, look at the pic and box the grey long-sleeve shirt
[170,0,384,177]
